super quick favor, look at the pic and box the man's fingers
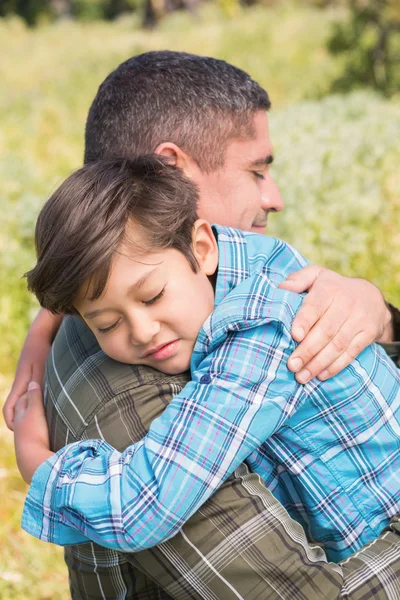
[3,382,30,431]
[315,332,371,381]
[3,394,16,430]
[290,293,335,343]
[14,393,29,415]
[293,323,363,383]
[288,309,350,381]
[279,265,323,294]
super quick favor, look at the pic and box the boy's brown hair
[26,156,199,315]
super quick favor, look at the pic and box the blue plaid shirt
[22,226,400,561]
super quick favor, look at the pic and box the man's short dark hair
[85,51,271,172]
[27,156,199,315]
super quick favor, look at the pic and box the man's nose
[261,174,284,213]
[129,313,160,346]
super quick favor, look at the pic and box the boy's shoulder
[199,226,310,352]
[213,225,310,283]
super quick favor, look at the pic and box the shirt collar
[212,225,250,308]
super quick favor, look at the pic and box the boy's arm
[15,373,400,599]
[3,308,62,430]
[20,291,305,551]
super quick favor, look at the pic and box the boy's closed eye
[143,286,165,306]
[98,319,121,334]
[96,287,166,334]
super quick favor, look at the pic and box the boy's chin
[151,359,191,376]
[145,352,192,376]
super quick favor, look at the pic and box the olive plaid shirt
[42,312,400,600]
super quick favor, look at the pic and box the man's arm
[381,303,400,367]
[3,308,61,429]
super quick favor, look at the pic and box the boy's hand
[3,309,62,431]
[14,382,53,484]
[280,266,392,384]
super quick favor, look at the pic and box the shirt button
[200,374,211,384]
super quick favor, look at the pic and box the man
[6,51,400,598]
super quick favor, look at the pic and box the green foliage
[0,0,50,25]
[327,0,400,96]
[268,91,400,303]
[0,0,142,25]
[0,412,68,599]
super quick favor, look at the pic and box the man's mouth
[251,222,267,232]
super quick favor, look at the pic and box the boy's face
[190,111,284,234]
[74,221,218,374]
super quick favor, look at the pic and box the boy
[16,156,400,562]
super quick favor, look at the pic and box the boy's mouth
[142,340,180,361]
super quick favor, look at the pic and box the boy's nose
[130,315,160,346]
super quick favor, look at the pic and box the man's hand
[280,266,393,384]
[13,382,53,484]
[3,309,62,431]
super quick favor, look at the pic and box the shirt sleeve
[22,285,305,552]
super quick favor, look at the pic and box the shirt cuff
[21,440,111,546]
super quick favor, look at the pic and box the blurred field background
[0,0,399,597]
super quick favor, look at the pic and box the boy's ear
[192,220,218,276]
[155,142,198,179]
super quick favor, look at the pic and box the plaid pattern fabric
[22,226,400,563]
[29,303,400,598]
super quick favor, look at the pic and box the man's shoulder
[45,315,189,440]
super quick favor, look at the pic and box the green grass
[0,377,68,599]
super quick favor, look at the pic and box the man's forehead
[224,111,273,161]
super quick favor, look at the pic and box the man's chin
[251,224,267,235]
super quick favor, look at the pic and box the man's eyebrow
[250,155,274,168]
[84,268,157,319]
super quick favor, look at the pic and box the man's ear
[155,142,198,179]
[192,220,218,276]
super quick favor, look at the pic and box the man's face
[193,111,284,234]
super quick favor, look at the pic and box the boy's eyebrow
[84,268,158,319]
[127,268,158,295]
[250,154,274,168]
[84,308,108,319]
